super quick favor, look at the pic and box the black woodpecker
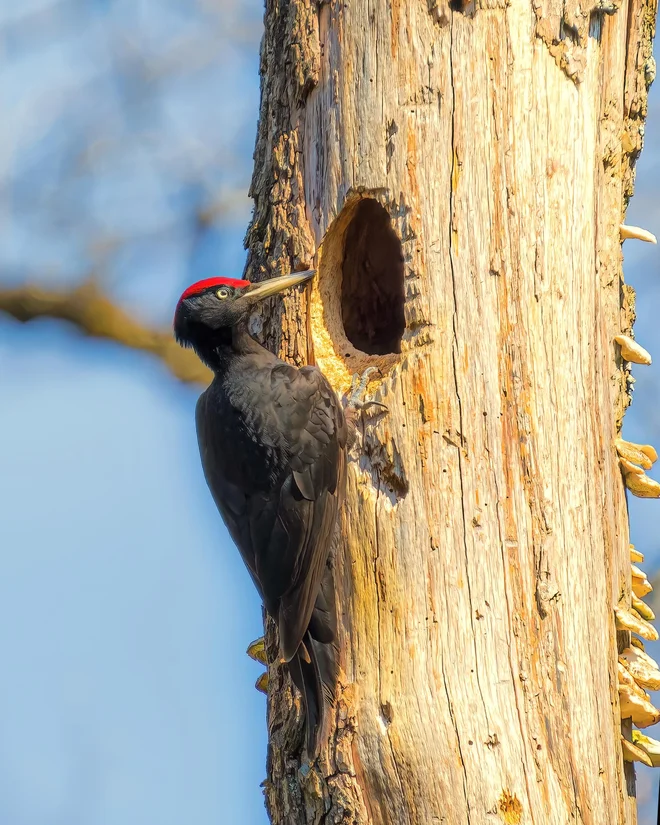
[174,270,348,756]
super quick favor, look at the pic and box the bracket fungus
[614,334,652,365]
[254,672,269,694]
[617,664,660,727]
[623,470,660,498]
[615,438,658,470]
[621,736,654,766]
[620,647,660,690]
[246,637,268,665]
[615,215,659,763]
[632,731,660,767]
[620,457,646,476]
[619,224,658,244]
[631,566,654,598]
[630,545,644,563]
[615,606,658,641]
[631,594,656,622]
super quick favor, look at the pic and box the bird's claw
[347,366,376,406]
[360,400,389,413]
[346,367,387,413]
[246,637,268,665]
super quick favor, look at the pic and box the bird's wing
[195,363,347,662]
[250,363,347,661]
[195,390,265,599]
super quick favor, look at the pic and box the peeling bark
[245,0,657,822]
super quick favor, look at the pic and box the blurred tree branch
[0,281,210,385]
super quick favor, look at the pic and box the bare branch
[0,282,210,385]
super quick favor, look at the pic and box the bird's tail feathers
[289,630,339,757]
[287,560,338,756]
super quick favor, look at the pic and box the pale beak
[246,270,315,301]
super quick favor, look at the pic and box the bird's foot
[255,672,269,694]
[246,636,268,665]
[346,367,388,414]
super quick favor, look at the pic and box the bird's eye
[217,288,230,300]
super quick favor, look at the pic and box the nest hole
[340,199,405,356]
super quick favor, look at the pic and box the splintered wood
[244,0,658,823]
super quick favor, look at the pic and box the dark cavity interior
[341,199,405,356]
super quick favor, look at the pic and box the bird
[173,269,355,756]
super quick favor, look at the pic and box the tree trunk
[244,0,657,822]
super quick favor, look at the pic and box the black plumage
[174,271,345,755]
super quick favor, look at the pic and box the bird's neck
[196,322,265,372]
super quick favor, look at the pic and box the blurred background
[0,1,658,823]
[0,1,268,823]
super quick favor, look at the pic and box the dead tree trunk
[244,0,657,822]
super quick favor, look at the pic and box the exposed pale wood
[245,0,657,822]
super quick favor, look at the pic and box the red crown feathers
[178,277,251,303]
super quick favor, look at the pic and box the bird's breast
[198,373,287,494]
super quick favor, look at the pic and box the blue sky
[0,328,269,824]
[0,2,659,823]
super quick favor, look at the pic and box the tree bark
[244,0,657,822]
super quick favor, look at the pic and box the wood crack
[492,463,537,825]
[448,4,491,734]
[442,659,472,823]
[373,480,411,825]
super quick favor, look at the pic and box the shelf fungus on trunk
[630,544,644,563]
[614,334,653,365]
[615,438,658,470]
[247,637,268,665]
[622,469,660,498]
[247,637,269,693]
[632,731,660,767]
[621,735,654,767]
[254,672,269,694]
[619,224,658,244]
[616,440,660,496]
[613,552,660,750]
[631,565,654,598]
[612,220,659,772]
[619,457,645,476]
[620,646,660,690]
[631,594,656,622]
[614,605,659,641]
[617,663,660,728]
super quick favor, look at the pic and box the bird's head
[173,270,315,359]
